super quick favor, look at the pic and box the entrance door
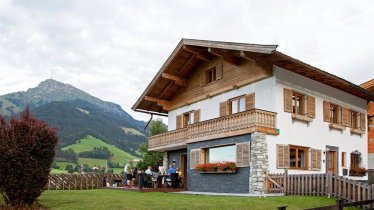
[326,150,337,174]
[180,154,187,188]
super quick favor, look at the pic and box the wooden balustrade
[148,109,277,151]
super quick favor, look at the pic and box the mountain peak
[36,79,75,92]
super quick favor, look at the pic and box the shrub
[0,108,58,206]
[195,162,237,173]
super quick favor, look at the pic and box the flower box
[195,162,237,174]
[349,167,368,177]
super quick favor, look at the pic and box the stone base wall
[249,132,269,194]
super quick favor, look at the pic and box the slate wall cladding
[187,134,251,193]
[167,149,187,169]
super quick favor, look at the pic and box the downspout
[144,114,153,130]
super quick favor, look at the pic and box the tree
[0,108,58,206]
[149,118,167,136]
[137,119,166,170]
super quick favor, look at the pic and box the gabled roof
[361,79,374,92]
[132,39,374,116]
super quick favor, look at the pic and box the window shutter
[307,95,315,118]
[190,149,200,169]
[341,107,350,127]
[200,72,205,86]
[200,149,206,164]
[176,114,182,129]
[338,106,342,125]
[361,113,366,131]
[284,88,293,113]
[194,109,201,123]
[277,144,290,169]
[216,60,223,80]
[219,101,228,117]
[311,149,322,171]
[236,142,250,167]
[323,101,330,122]
[245,93,255,111]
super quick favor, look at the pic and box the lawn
[78,157,107,167]
[0,190,340,210]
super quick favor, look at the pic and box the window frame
[329,103,340,124]
[205,67,217,85]
[229,95,246,115]
[350,110,359,129]
[182,111,195,128]
[289,145,309,170]
[350,152,361,169]
[202,144,236,164]
[292,92,305,115]
[342,152,346,167]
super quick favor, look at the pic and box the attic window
[205,67,217,84]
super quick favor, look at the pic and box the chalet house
[132,39,374,194]
[361,79,374,169]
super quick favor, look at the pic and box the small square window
[292,92,305,115]
[205,67,217,84]
[229,96,246,114]
[183,111,195,127]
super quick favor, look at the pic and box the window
[292,92,305,115]
[183,111,194,127]
[229,96,246,114]
[329,103,340,124]
[350,111,359,129]
[342,152,346,167]
[205,67,217,84]
[205,145,236,163]
[289,146,308,170]
[350,152,361,169]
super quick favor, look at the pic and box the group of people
[122,160,183,188]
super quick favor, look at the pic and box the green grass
[122,127,146,137]
[0,190,339,210]
[50,168,68,174]
[78,158,107,167]
[62,135,136,166]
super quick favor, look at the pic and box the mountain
[0,79,148,155]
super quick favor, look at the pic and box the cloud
[0,0,374,122]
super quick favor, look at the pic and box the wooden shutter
[337,106,342,125]
[245,93,255,111]
[284,88,293,113]
[236,142,250,167]
[276,144,289,169]
[307,95,315,118]
[341,107,350,127]
[176,114,182,129]
[311,149,322,171]
[216,60,223,80]
[323,101,330,122]
[200,149,206,164]
[219,101,228,117]
[200,72,205,86]
[190,149,200,169]
[361,113,366,131]
[194,109,201,123]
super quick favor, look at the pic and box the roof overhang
[132,39,374,116]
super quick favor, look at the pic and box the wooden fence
[47,173,124,190]
[267,171,373,203]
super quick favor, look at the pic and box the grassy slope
[62,135,136,165]
[0,190,341,210]
[122,127,146,137]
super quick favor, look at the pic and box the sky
[0,0,373,121]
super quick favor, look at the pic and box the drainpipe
[144,114,153,130]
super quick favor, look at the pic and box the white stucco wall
[168,76,277,131]
[267,67,368,180]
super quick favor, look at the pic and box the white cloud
[0,0,373,122]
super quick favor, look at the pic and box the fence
[47,173,124,190]
[267,170,373,203]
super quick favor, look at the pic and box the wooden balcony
[148,109,277,151]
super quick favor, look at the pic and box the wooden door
[326,151,337,174]
[180,154,187,188]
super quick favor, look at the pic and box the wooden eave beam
[240,51,273,75]
[208,48,241,66]
[162,73,188,87]
[183,45,213,61]
[144,96,171,110]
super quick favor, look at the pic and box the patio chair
[171,173,179,188]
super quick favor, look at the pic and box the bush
[0,108,58,206]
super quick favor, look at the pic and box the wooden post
[284,169,288,195]
[336,199,344,210]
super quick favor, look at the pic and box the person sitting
[168,164,176,175]
[145,166,152,175]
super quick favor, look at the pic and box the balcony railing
[148,109,277,151]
